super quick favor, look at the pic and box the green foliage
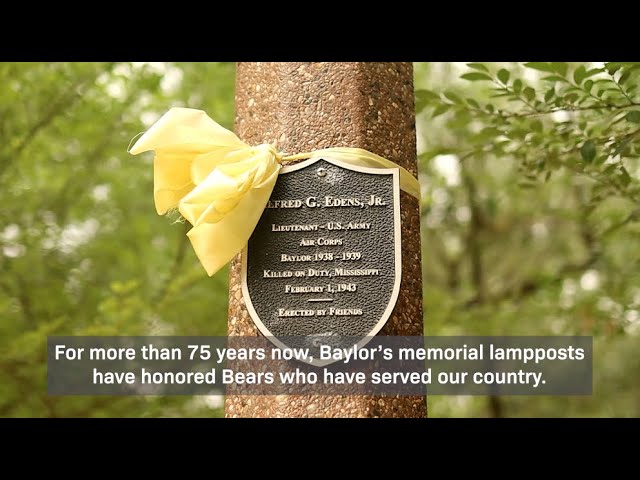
[2,62,639,418]
[415,62,640,417]
[416,62,640,204]
[0,62,234,417]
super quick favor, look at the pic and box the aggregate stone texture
[226,62,426,418]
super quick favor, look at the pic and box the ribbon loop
[130,107,420,277]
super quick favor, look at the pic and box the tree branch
[153,221,191,305]
[458,194,638,310]
[500,102,639,119]
[0,64,113,181]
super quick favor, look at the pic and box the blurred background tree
[0,62,234,417]
[416,62,640,417]
[0,62,638,417]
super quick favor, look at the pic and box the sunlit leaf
[497,69,510,84]
[524,62,554,73]
[467,63,489,72]
[461,72,492,82]
[574,65,586,84]
[551,62,568,77]
[584,80,594,93]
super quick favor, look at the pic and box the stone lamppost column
[226,62,425,418]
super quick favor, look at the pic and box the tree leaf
[524,62,554,73]
[584,68,605,78]
[611,136,633,157]
[466,98,480,108]
[415,89,440,113]
[619,69,632,85]
[541,75,569,83]
[416,89,440,101]
[626,111,640,123]
[444,91,463,104]
[605,62,623,75]
[513,79,523,94]
[524,87,535,102]
[564,93,578,104]
[619,166,631,186]
[563,86,584,94]
[593,78,618,85]
[584,80,594,93]
[497,69,510,84]
[551,62,569,77]
[544,88,555,102]
[461,72,492,82]
[581,140,596,162]
[466,63,489,72]
[573,65,586,84]
[419,148,458,161]
[481,125,502,135]
[431,103,451,118]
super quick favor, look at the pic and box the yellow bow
[129,107,420,277]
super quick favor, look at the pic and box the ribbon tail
[186,170,279,276]
[305,147,421,200]
[398,170,421,200]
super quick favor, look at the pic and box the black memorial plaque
[242,157,401,365]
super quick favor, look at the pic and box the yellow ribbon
[129,107,420,277]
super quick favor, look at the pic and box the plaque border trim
[240,156,402,367]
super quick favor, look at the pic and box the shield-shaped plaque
[241,157,401,366]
